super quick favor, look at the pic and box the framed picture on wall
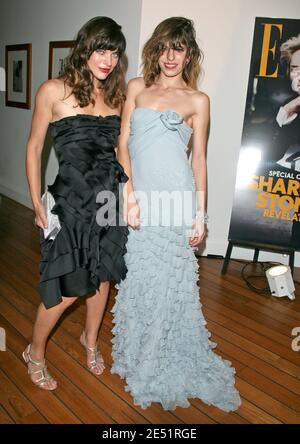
[48,41,74,79]
[5,43,32,109]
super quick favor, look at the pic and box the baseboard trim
[0,184,32,209]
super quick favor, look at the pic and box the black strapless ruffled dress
[38,114,128,309]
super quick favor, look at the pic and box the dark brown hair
[142,17,203,90]
[61,16,127,109]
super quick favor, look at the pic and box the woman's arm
[189,92,210,246]
[117,77,144,228]
[26,80,56,228]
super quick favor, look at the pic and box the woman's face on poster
[290,49,300,95]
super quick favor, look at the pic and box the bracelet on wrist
[195,211,209,224]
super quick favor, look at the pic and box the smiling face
[290,49,300,95]
[87,48,119,81]
[158,41,188,79]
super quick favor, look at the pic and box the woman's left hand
[189,219,207,247]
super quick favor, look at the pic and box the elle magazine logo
[0,327,6,351]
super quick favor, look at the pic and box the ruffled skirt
[111,226,241,411]
[38,162,128,309]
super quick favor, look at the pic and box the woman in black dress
[24,17,128,390]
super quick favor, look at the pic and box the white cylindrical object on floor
[266,265,295,300]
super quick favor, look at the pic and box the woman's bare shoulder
[187,90,210,116]
[126,77,146,102]
[188,89,209,104]
[36,78,67,102]
[128,76,145,87]
[127,76,146,93]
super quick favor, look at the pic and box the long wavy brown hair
[61,16,127,109]
[142,17,203,90]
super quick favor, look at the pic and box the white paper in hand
[41,191,61,240]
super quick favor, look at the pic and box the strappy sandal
[80,331,105,376]
[22,344,57,391]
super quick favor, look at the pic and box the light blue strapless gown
[111,108,241,412]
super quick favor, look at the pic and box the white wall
[139,0,300,264]
[0,0,142,206]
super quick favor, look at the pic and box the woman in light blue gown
[111,17,241,412]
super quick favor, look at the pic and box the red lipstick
[99,68,110,74]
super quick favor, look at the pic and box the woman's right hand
[34,202,48,229]
[125,201,140,229]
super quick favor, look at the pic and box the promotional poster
[228,17,300,249]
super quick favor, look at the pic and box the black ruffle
[38,115,128,309]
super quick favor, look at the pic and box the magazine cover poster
[228,17,300,249]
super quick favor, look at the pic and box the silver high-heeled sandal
[22,344,57,391]
[80,332,105,376]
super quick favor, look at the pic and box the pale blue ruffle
[111,226,241,412]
